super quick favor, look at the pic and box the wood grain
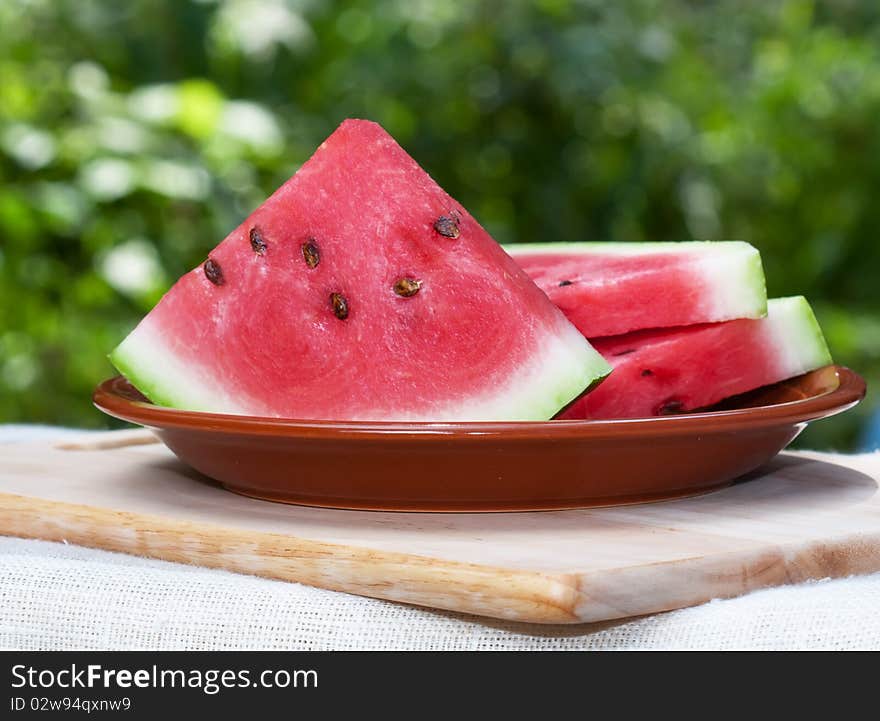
[1,438,879,623]
[53,429,158,451]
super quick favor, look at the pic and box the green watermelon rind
[109,309,613,421]
[765,295,833,373]
[109,337,189,411]
[727,242,767,319]
[109,343,172,409]
[502,324,612,421]
[504,241,769,320]
[109,316,251,415]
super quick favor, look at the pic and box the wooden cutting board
[2,434,880,624]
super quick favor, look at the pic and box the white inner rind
[426,321,611,422]
[504,240,755,256]
[111,315,611,421]
[693,246,767,319]
[110,322,252,415]
[763,296,832,376]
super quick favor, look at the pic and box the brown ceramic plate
[93,365,865,512]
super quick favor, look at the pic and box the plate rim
[92,364,865,440]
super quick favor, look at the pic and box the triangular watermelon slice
[110,120,611,421]
[506,241,767,337]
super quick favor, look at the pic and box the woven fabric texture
[2,537,880,650]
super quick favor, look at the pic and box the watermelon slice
[110,119,610,421]
[559,296,831,420]
[506,241,767,337]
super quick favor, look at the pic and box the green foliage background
[1,0,878,448]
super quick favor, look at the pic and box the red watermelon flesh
[559,297,831,420]
[110,120,611,421]
[506,242,767,338]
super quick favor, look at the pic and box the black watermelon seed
[393,278,422,297]
[640,368,653,376]
[433,214,460,239]
[613,349,636,357]
[249,227,267,255]
[203,258,224,286]
[330,292,349,320]
[558,279,573,287]
[302,239,320,268]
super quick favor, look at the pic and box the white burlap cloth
[2,426,880,650]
